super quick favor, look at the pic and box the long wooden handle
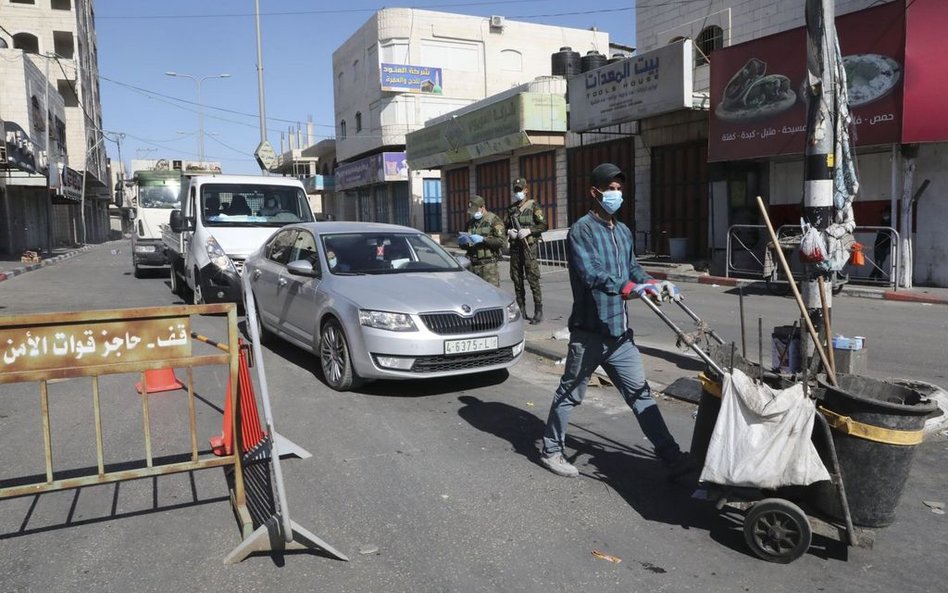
[818,276,837,377]
[755,196,838,386]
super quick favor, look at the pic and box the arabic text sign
[568,40,693,133]
[1,317,191,374]
[381,63,443,94]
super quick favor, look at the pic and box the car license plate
[444,336,498,355]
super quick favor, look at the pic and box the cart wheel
[743,498,812,564]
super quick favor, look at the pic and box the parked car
[243,222,526,391]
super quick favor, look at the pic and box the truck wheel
[169,263,181,295]
[192,267,205,305]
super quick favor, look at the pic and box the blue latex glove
[659,280,681,302]
[469,234,484,245]
[457,233,471,247]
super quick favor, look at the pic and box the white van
[163,174,316,304]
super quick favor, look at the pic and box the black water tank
[581,50,607,72]
[551,46,581,77]
[607,53,627,65]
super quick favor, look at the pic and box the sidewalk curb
[0,245,92,283]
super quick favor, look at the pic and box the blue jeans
[541,328,681,461]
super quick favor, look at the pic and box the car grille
[232,258,244,276]
[420,308,505,335]
[408,347,514,373]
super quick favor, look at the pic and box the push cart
[638,293,870,563]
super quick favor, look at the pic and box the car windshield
[322,232,462,275]
[201,183,312,226]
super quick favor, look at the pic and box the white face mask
[597,189,623,214]
[514,191,525,202]
[328,258,337,268]
[473,211,483,220]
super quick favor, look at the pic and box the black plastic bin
[812,373,936,527]
[690,373,722,469]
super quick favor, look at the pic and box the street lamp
[164,71,230,162]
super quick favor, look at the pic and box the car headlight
[359,310,417,332]
[205,236,233,271]
[506,301,521,322]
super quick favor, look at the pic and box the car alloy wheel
[319,318,357,391]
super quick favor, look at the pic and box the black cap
[590,163,625,188]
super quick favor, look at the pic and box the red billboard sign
[902,0,948,144]
[709,1,905,162]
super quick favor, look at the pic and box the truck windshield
[139,184,181,209]
[201,184,313,226]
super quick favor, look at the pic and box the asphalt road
[1,241,946,593]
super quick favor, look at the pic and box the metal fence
[725,224,901,288]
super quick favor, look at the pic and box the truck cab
[165,175,315,304]
[129,170,182,277]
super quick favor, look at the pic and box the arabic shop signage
[568,40,694,133]
[708,0,905,162]
[381,63,443,94]
[1,317,191,374]
[405,92,566,169]
[3,121,38,173]
[51,164,83,202]
[335,151,408,191]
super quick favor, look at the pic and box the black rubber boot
[530,305,543,324]
[518,300,531,321]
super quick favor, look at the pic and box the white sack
[700,369,831,489]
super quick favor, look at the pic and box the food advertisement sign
[709,0,905,162]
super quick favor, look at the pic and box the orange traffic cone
[210,341,265,456]
[136,368,185,394]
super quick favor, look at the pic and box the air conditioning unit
[490,15,505,29]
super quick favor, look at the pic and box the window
[695,26,723,66]
[53,30,74,59]
[265,230,298,265]
[337,71,343,87]
[51,0,72,10]
[339,120,347,139]
[380,39,409,63]
[12,32,39,54]
[420,39,479,72]
[355,112,362,132]
[10,0,36,4]
[352,59,359,83]
[289,231,320,271]
[499,49,522,72]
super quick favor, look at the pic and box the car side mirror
[169,209,192,233]
[287,259,320,278]
[122,207,137,221]
[455,254,472,270]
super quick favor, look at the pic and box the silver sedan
[244,222,525,391]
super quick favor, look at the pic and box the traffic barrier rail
[0,304,253,554]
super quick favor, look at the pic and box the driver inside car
[259,195,282,216]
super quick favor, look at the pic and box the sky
[96,0,637,175]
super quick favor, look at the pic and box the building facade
[1,0,110,256]
[635,0,948,287]
[332,8,608,232]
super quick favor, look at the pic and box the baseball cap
[590,163,625,189]
[468,194,485,215]
[513,178,527,190]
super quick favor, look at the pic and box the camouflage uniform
[465,211,506,286]
[506,198,548,320]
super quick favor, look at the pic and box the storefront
[406,84,568,234]
[334,151,412,226]
[708,0,948,286]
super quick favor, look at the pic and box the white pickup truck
[162,174,316,304]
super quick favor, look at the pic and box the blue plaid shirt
[567,212,653,338]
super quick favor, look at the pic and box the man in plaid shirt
[539,163,692,479]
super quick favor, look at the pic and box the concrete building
[332,8,608,232]
[1,0,110,257]
[271,121,336,219]
[633,0,948,287]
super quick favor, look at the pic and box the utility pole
[803,0,836,345]
[252,0,276,174]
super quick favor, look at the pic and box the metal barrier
[537,228,569,276]
[725,224,900,289]
[0,303,343,563]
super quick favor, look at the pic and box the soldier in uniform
[506,177,548,324]
[458,195,506,286]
